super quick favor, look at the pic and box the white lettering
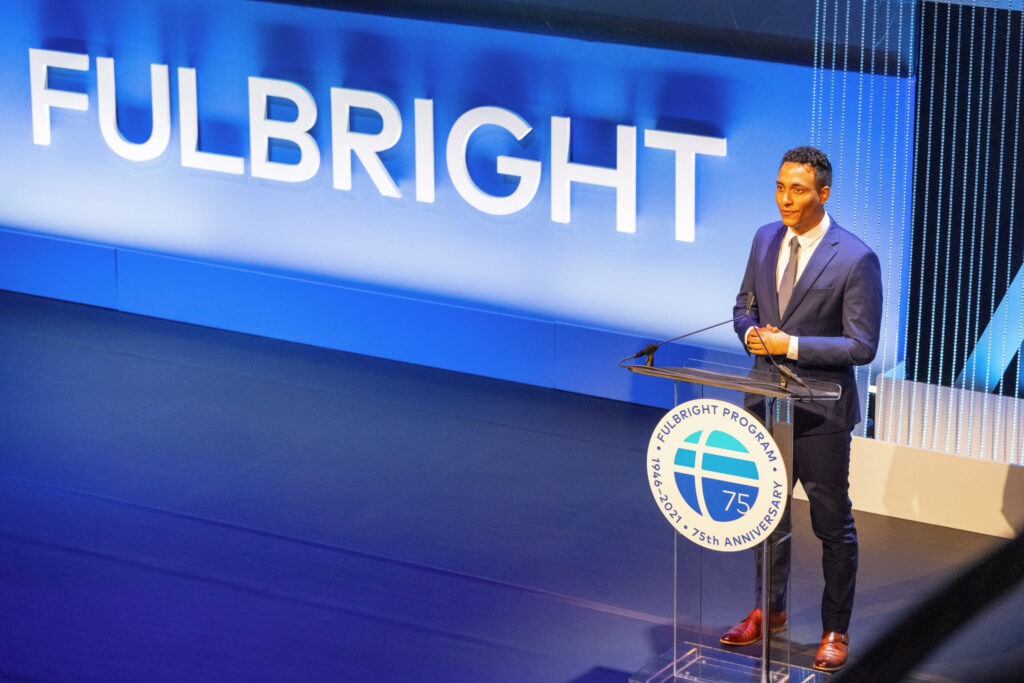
[29,48,90,146]
[27,48,728,241]
[551,116,636,233]
[644,130,726,242]
[178,67,244,175]
[331,87,402,197]
[249,76,320,183]
[446,106,541,216]
[97,57,171,162]
[414,98,435,203]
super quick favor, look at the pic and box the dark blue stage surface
[0,290,1019,681]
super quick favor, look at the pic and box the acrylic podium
[624,359,840,683]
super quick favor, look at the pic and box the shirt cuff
[744,326,757,351]
[787,335,799,360]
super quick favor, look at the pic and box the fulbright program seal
[647,398,787,552]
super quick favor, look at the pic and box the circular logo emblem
[647,398,787,551]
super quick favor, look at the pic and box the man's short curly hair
[781,146,832,190]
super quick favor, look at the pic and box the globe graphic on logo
[673,429,760,522]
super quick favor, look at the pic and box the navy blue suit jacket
[733,219,883,435]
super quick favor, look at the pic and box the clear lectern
[625,360,840,683]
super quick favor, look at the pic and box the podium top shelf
[625,363,841,401]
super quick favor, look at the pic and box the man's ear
[819,185,831,204]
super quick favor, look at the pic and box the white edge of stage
[793,436,1024,539]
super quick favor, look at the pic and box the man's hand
[746,325,791,356]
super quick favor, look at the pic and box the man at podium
[721,146,883,672]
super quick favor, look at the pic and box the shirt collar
[785,212,830,248]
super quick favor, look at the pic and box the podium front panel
[631,374,829,683]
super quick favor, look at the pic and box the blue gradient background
[0,0,910,394]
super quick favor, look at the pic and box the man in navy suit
[720,146,883,672]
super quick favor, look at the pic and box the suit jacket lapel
[761,226,786,324]
[780,226,839,325]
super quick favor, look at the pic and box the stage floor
[0,290,1020,682]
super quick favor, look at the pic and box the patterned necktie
[778,236,800,316]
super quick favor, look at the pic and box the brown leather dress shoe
[813,631,850,671]
[719,608,788,646]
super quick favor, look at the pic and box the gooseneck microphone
[621,292,812,399]
[619,293,756,367]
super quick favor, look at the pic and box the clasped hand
[746,325,791,356]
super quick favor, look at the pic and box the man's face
[775,162,830,233]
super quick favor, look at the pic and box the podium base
[629,642,826,683]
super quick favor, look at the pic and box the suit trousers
[755,428,858,634]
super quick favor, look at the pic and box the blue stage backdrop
[0,0,911,406]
